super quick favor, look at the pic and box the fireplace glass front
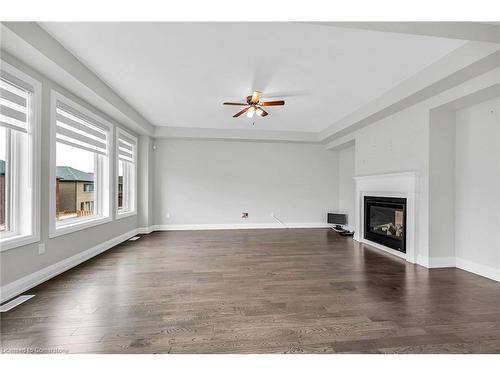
[364,196,406,253]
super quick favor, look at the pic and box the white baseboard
[416,255,429,268]
[137,225,154,234]
[428,257,456,268]
[153,222,331,231]
[358,238,407,261]
[0,228,138,304]
[416,255,498,282]
[455,257,500,282]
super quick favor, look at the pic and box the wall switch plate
[241,212,248,219]
[38,243,46,255]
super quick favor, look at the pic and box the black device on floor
[328,213,347,227]
[327,213,354,236]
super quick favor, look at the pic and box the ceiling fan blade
[260,100,285,106]
[250,91,261,104]
[262,90,310,98]
[257,107,268,117]
[233,107,250,117]
[223,102,247,106]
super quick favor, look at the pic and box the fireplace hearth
[364,196,407,253]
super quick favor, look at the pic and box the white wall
[137,135,154,229]
[337,144,355,229]
[153,139,339,227]
[455,98,500,274]
[429,110,456,262]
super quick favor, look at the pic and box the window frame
[0,60,41,252]
[83,183,94,193]
[115,127,137,220]
[49,90,113,238]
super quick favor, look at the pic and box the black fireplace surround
[364,196,407,253]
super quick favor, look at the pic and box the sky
[56,142,94,173]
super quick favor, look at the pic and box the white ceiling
[40,22,465,133]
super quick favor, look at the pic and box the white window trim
[115,127,137,220]
[0,60,41,252]
[49,90,114,238]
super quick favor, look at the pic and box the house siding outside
[55,166,95,219]
[56,181,94,214]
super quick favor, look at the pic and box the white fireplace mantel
[353,171,419,264]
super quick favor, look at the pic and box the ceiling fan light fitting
[224,91,284,118]
[246,106,256,118]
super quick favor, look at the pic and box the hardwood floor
[1,229,500,354]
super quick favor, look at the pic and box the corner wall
[337,144,355,229]
[137,135,154,231]
[454,98,500,278]
[427,98,500,280]
[429,110,456,264]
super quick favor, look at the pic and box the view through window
[0,126,7,231]
[116,129,135,215]
[56,142,96,221]
[117,158,134,212]
[118,159,124,210]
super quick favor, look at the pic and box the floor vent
[129,236,140,241]
[0,295,35,312]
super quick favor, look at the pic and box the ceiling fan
[223,91,285,118]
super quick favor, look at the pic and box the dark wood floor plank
[1,228,499,353]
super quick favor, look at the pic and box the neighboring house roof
[56,166,94,182]
[0,161,92,182]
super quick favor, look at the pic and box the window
[0,126,7,232]
[50,91,112,237]
[116,128,137,218]
[0,61,40,251]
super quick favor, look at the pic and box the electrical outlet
[241,212,248,219]
[166,212,171,220]
[38,243,46,255]
[270,212,275,218]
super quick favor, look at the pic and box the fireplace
[364,196,407,253]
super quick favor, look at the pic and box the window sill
[50,215,112,239]
[116,210,137,220]
[0,233,40,252]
